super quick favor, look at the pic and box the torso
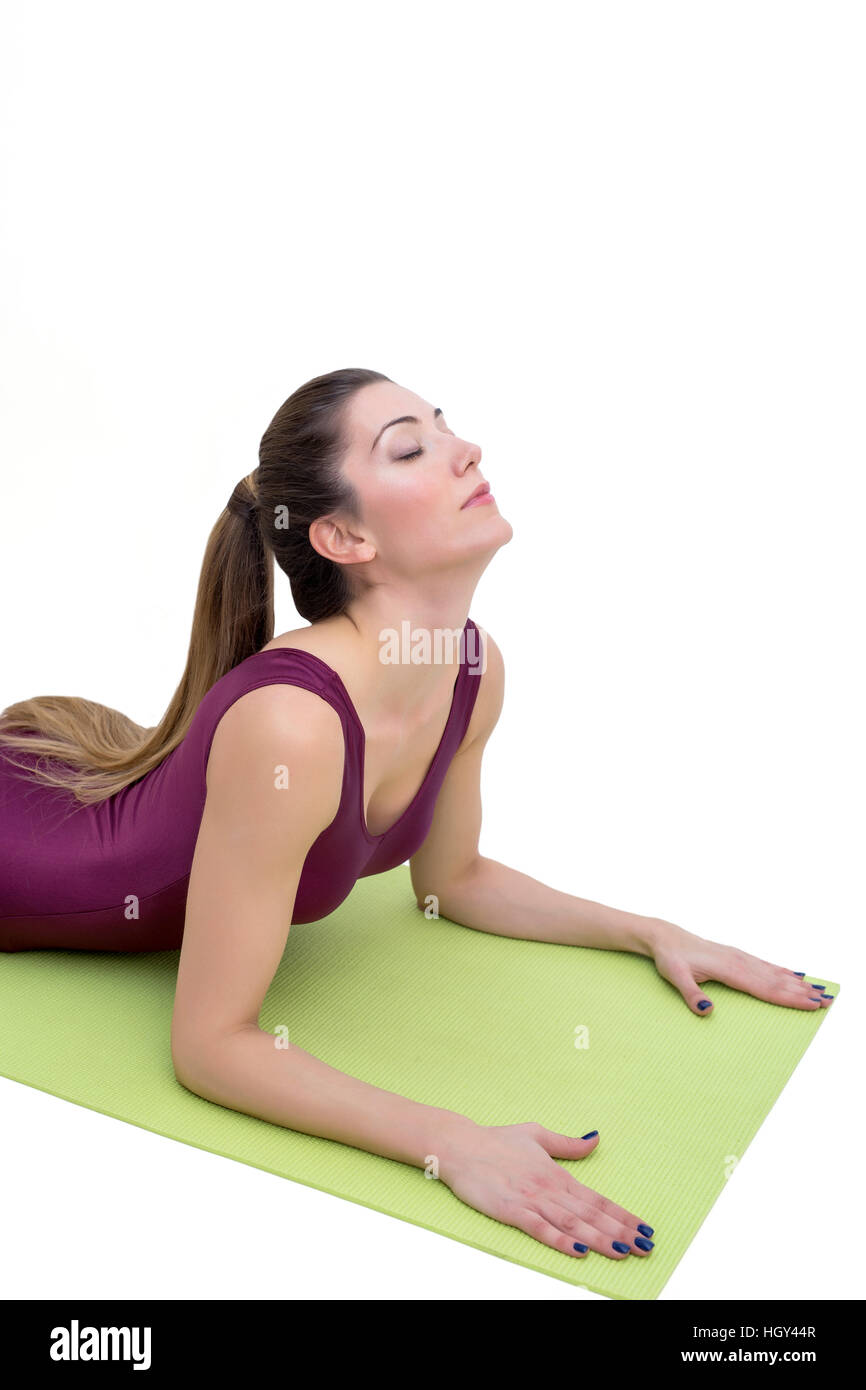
[257,619,479,839]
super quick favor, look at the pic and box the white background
[0,0,862,1302]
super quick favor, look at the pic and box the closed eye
[397,427,455,462]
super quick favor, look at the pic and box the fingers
[541,1192,655,1258]
[656,953,715,1015]
[736,966,834,1009]
[513,1208,598,1259]
[776,972,832,1006]
[513,1199,652,1261]
[491,1133,658,1263]
[545,1158,656,1256]
[788,970,834,1005]
[532,1125,601,1160]
[512,1132,656,1261]
[661,947,835,1013]
[693,975,832,1011]
[560,1170,652,1235]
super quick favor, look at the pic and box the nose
[457,440,482,473]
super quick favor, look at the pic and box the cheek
[374,481,451,562]
[379,473,449,526]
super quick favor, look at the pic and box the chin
[470,510,514,555]
[488,510,514,545]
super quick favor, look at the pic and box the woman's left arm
[410,630,833,1017]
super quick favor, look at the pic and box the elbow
[170,1020,251,1094]
[413,857,484,918]
[171,1040,210,1095]
[172,1056,201,1096]
[171,1017,205,1091]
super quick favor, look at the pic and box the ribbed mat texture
[0,866,837,1299]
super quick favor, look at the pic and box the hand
[646,918,835,1016]
[436,1121,655,1261]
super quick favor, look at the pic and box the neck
[336,572,482,717]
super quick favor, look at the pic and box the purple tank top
[0,618,483,952]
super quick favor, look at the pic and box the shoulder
[460,623,505,751]
[212,681,345,752]
[205,682,346,827]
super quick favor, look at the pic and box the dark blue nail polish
[637,1223,654,1237]
[809,995,823,1001]
[808,983,823,989]
[573,1241,588,1253]
[822,993,834,999]
[697,1000,712,1010]
[634,1237,654,1251]
[612,1241,631,1253]
[793,971,805,976]
[581,1130,598,1139]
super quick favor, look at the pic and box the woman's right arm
[171,683,655,1263]
[171,682,476,1166]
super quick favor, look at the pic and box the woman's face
[327,381,513,583]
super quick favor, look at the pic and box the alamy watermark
[50,1320,151,1370]
[378,621,486,675]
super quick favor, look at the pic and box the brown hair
[0,366,392,805]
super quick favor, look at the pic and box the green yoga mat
[0,864,837,1300]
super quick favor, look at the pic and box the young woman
[0,366,832,1266]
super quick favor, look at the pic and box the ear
[308,515,376,568]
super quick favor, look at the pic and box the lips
[461,481,490,508]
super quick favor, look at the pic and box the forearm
[433,855,663,956]
[174,1026,478,1169]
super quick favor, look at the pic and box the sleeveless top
[0,618,483,952]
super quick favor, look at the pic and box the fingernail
[697,1000,712,1010]
[573,1241,588,1253]
[793,971,805,976]
[637,1223,654,1237]
[581,1130,598,1139]
[821,993,835,999]
[809,996,823,1002]
[634,1237,654,1251]
[612,1241,631,1254]
[808,983,824,989]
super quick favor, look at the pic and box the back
[0,617,482,950]
[0,647,355,950]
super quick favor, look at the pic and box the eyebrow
[370,406,442,453]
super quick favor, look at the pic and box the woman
[0,366,832,1267]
